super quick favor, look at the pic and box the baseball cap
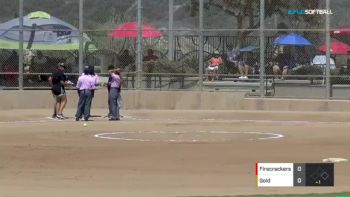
[57,62,66,68]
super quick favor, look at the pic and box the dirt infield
[0,109,349,197]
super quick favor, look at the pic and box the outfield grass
[187,193,350,197]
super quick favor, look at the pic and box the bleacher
[202,77,275,96]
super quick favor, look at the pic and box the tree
[190,0,322,47]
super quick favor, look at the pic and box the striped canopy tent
[0,11,96,51]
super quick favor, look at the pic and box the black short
[51,86,65,96]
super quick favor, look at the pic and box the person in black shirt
[48,63,71,119]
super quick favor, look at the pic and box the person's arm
[94,75,100,87]
[76,77,82,89]
[219,57,223,65]
[48,76,53,87]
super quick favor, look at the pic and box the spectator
[32,51,49,82]
[272,49,289,79]
[238,52,252,79]
[2,50,19,84]
[226,46,240,74]
[207,51,223,81]
[143,49,158,88]
[118,49,134,70]
[227,46,253,78]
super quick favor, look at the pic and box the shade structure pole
[198,0,204,90]
[325,0,331,98]
[136,0,143,89]
[78,0,84,74]
[168,0,174,61]
[259,0,265,97]
[18,0,24,90]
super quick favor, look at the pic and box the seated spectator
[272,51,289,79]
[207,51,223,81]
[226,46,240,75]
[238,52,253,79]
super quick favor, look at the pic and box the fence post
[198,0,204,91]
[259,0,265,97]
[325,0,331,99]
[136,0,143,89]
[18,0,24,90]
[78,0,84,75]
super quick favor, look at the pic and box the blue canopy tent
[0,11,96,51]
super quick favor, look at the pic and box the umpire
[75,68,94,121]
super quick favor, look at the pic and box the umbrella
[331,26,350,37]
[239,46,258,52]
[331,26,350,45]
[0,11,97,51]
[273,33,312,46]
[108,22,163,38]
[319,41,350,55]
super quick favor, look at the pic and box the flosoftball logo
[288,9,333,15]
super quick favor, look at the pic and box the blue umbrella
[273,33,312,46]
[239,46,258,52]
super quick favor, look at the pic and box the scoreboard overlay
[256,163,334,187]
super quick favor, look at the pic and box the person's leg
[214,67,219,80]
[117,93,122,114]
[108,92,112,117]
[115,91,120,119]
[272,65,280,76]
[58,94,67,116]
[84,91,92,121]
[52,95,57,118]
[282,66,288,79]
[75,91,85,120]
[238,64,244,78]
[55,96,62,119]
[109,89,118,120]
[244,64,250,77]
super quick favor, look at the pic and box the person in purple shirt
[75,68,95,121]
[108,68,121,121]
[105,65,115,118]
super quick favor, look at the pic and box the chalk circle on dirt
[94,131,284,143]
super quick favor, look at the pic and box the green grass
[186,193,350,197]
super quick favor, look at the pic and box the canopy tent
[0,11,96,51]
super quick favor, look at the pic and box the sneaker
[52,114,57,119]
[75,117,80,121]
[108,118,120,121]
[239,76,245,79]
[56,114,65,120]
[243,76,248,79]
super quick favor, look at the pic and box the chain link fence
[1,0,350,98]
